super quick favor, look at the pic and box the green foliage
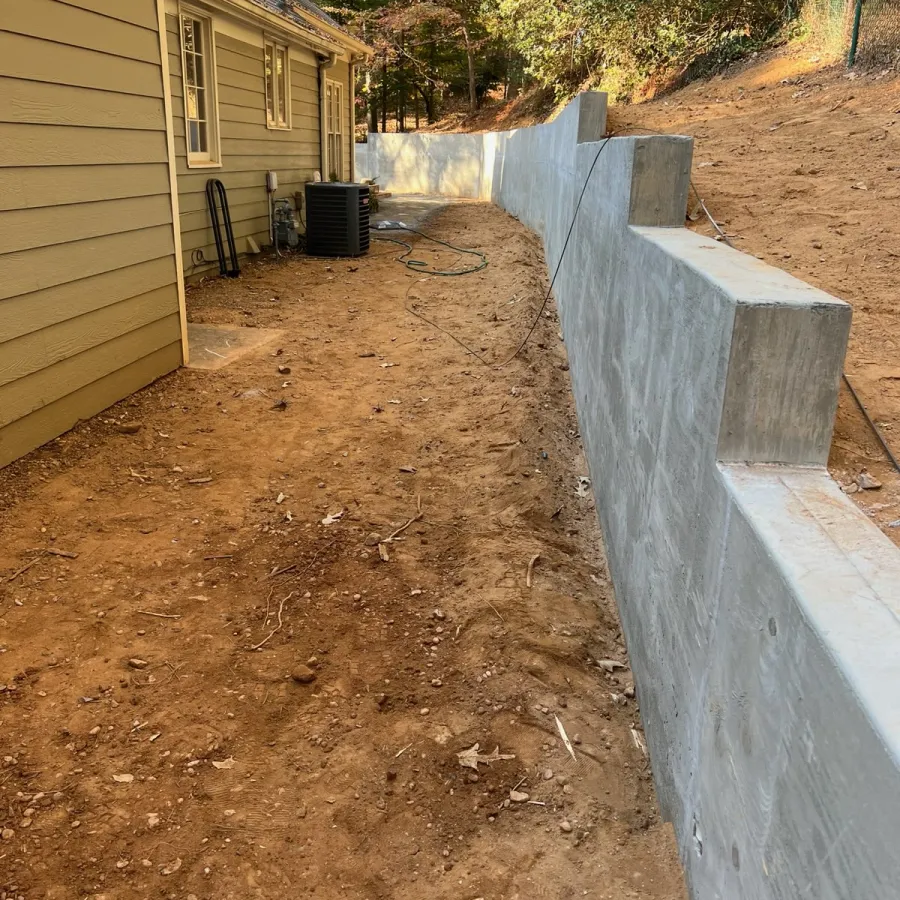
[487,0,796,100]
[330,0,798,130]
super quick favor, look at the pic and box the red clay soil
[0,204,685,899]
[612,50,900,544]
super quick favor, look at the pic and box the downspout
[318,52,338,180]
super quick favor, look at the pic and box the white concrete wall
[358,95,900,900]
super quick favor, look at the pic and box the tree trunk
[367,67,377,132]
[381,59,387,133]
[415,84,435,124]
[398,30,406,132]
[462,25,476,114]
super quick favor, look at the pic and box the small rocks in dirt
[277,365,291,375]
[857,471,883,491]
[128,658,149,670]
[89,725,101,735]
[560,820,573,833]
[624,685,636,699]
[291,666,317,685]
[433,609,446,620]
[365,532,382,547]
[160,858,182,876]
[420,708,430,715]
[1,828,15,840]
[117,422,142,435]
[509,790,529,803]
[543,769,554,780]
[271,398,288,411]
[594,658,627,672]
[113,774,134,783]
[573,733,582,745]
[431,678,443,687]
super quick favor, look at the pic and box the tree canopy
[327,0,797,131]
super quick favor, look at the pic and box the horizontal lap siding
[167,16,322,277]
[0,0,182,469]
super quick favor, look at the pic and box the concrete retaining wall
[359,95,900,899]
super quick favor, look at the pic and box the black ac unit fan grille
[305,183,370,258]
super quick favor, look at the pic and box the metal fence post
[848,0,864,65]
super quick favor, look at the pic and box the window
[265,41,290,129]
[325,79,344,181]
[181,12,220,166]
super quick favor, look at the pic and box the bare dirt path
[613,52,900,544]
[0,204,684,900]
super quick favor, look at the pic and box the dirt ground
[0,204,685,899]
[612,50,900,544]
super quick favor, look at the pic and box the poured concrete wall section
[358,95,900,899]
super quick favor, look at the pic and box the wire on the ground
[372,227,488,276]
[397,132,615,369]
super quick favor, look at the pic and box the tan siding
[0,195,173,254]
[4,0,162,63]
[0,341,182,470]
[171,29,324,275]
[0,123,168,167]
[59,0,159,30]
[0,226,176,301]
[0,78,166,130]
[0,3,182,468]
[0,164,171,212]
[0,259,177,344]
[0,31,164,97]
[0,290,179,393]
[0,308,180,429]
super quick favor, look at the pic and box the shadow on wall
[357,94,900,900]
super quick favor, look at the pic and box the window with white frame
[325,79,343,181]
[265,41,290,129]
[181,11,220,166]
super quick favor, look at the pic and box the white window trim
[265,39,292,131]
[325,77,344,181]
[179,5,222,169]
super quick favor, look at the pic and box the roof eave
[207,0,368,58]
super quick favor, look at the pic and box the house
[0,0,371,469]
[163,0,371,277]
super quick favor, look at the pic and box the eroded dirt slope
[0,204,684,900]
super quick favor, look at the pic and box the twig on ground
[262,586,275,627]
[526,553,540,588]
[267,540,336,583]
[249,591,295,651]
[45,549,79,559]
[5,557,41,583]
[203,554,233,560]
[486,599,505,622]
[136,611,183,620]
[378,496,424,561]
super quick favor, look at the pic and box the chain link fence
[803,0,900,66]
